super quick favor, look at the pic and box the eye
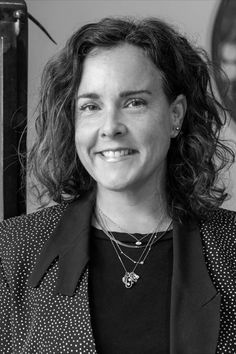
[79,103,100,112]
[125,98,146,108]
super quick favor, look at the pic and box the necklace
[98,212,160,264]
[95,208,172,289]
[97,207,158,246]
[103,219,170,265]
[93,212,146,248]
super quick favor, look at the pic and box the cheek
[142,121,171,154]
[75,132,93,177]
[74,122,97,166]
[75,120,88,149]
[74,124,88,162]
[74,129,83,154]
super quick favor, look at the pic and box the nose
[100,109,127,138]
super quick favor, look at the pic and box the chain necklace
[97,207,158,246]
[97,212,160,264]
[101,217,171,265]
[95,208,172,289]
[94,212,147,249]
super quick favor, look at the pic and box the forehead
[78,43,164,93]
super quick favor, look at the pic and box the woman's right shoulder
[0,202,68,255]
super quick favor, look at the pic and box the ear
[170,94,187,138]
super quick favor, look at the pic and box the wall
[26,0,236,213]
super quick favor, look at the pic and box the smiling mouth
[99,149,137,158]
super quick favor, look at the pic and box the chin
[97,176,134,192]
[99,182,130,192]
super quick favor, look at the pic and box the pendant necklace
[95,208,172,289]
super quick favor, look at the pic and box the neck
[93,183,171,234]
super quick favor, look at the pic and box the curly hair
[28,16,235,222]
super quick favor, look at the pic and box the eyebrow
[77,90,152,100]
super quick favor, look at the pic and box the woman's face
[75,43,185,194]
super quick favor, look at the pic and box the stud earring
[175,127,180,131]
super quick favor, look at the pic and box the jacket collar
[28,189,96,295]
[28,190,221,353]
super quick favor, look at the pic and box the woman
[0,17,235,354]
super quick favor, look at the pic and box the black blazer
[0,191,236,353]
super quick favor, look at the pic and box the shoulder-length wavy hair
[28,16,235,222]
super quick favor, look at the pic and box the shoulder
[0,202,68,259]
[200,207,236,249]
[200,207,236,230]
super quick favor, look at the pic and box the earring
[175,127,180,131]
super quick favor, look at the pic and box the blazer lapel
[170,220,221,354]
[28,189,96,296]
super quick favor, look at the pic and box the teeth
[101,149,132,158]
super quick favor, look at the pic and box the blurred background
[1,0,236,218]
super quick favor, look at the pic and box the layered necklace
[94,207,173,289]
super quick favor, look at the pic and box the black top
[89,227,173,354]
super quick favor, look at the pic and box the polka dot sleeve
[0,258,12,351]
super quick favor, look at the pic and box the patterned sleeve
[223,209,236,273]
[0,259,12,352]
[232,211,236,271]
